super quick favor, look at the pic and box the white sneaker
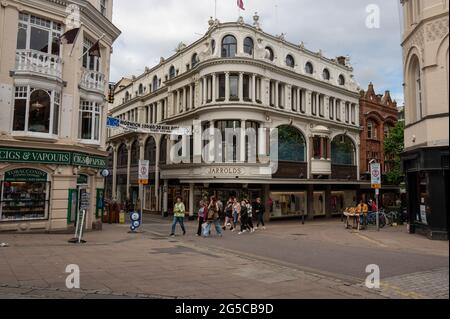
[263,227,266,230]
[238,232,243,235]
[254,227,258,231]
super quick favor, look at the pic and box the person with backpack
[170,196,186,237]
[203,197,223,237]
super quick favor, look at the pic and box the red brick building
[359,83,399,180]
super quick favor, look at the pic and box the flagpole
[78,33,106,60]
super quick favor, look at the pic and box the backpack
[208,204,219,220]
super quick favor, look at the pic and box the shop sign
[4,168,48,182]
[72,153,107,169]
[107,117,192,136]
[0,147,106,169]
[207,167,245,176]
[0,148,71,165]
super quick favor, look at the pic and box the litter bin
[119,211,126,224]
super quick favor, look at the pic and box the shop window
[243,37,254,56]
[0,168,50,221]
[270,192,307,218]
[13,86,60,136]
[82,37,101,72]
[229,74,239,100]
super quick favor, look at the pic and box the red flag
[237,0,245,10]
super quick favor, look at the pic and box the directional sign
[371,163,381,189]
[138,160,149,185]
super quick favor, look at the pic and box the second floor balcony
[15,49,62,80]
[80,69,106,94]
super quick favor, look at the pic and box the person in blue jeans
[170,196,186,237]
[203,197,223,237]
[232,198,241,232]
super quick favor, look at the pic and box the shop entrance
[68,175,89,226]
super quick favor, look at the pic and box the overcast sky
[111,0,404,105]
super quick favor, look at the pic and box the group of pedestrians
[170,196,267,238]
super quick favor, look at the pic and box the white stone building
[107,16,365,220]
[0,0,120,232]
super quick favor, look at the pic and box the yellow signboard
[372,184,381,189]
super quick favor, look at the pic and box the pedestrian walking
[203,197,223,237]
[170,196,186,237]
[245,199,255,233]
[196,200,207,236]
[223,197,235,231]
[238,200,249,235]
[253,197,266,230]
[232,198,241,232]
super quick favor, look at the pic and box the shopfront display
[330,191,357,215]
[0,168,50,222]
[270,192,307,218]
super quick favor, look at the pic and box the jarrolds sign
[0,147,106,169]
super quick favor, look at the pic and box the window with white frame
[79,100,101,142]
[82,37,101,72]
[16,13,62,56]
[13,86,60,135]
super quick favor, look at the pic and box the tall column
[189,183,195,219]
[112,145,118,200]
[297,88,301,113]
[155,136,160,211]
[238,72,244,101]
[225,72,230,102]
[126,143,131,200]
[163,179,169,216]
[212,73,216,102]
[240,120,246,162]
[274,81,279,108]
[188,85,192,110]
[139,137,145,211]
[202,78,207,105]
[252,74,256,103]
[209,121,216,163]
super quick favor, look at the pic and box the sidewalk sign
[69,209,87,244]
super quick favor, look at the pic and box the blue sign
[130,211,141,232]
[106,117,120,129]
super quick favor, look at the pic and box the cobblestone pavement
[376,268,449,299]
[0,218,448,299]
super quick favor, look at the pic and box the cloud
[111,0,404,104]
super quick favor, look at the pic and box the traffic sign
[138,160,149,185]
[370,163,381,189]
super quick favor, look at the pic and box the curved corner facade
[0,0,121,232]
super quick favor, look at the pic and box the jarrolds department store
[0,146,107,232]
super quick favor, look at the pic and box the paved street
[0,216,448,299]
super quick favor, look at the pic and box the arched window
[145,136,157,165]
[243,37,254,56]
[338,74,345,86]
[152,76,158,92]
[191,53,199,68]
[286,54,295,68]
[331,135,356,166]
[221,35,237,58]
[265,47,274,61]
[384,123,394,138]
[169,66,176,79]
[323,68,330,80]
[138,84,144,95]
[28,89,51,133]
[211,39,216,54]
[278,125,306,162]
[367,120,378,140]
[409,55,423,121]
[305,62,314,74]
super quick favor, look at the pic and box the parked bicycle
[366,211,387,228]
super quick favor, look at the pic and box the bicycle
[366,211,386,228]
